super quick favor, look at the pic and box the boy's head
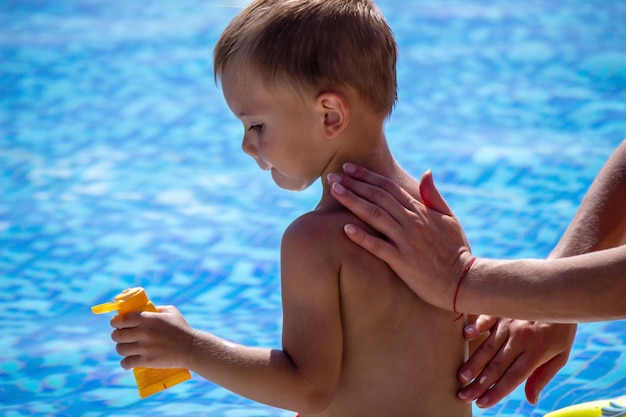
[213,0,398,117]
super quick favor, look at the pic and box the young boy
[110,0,472,415]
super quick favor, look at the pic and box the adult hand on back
[459,316,575,407]
[327,164,473,311]
[328,163,574,407]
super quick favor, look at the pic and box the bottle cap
[91,287,150,314]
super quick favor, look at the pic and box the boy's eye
[249,124,264,132]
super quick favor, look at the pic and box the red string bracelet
[453,257,477,322]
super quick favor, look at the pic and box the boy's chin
[271,170,313,192]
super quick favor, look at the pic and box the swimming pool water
[1,0,625,416]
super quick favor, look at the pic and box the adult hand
[460,316,576,408]
[327,164,473,311]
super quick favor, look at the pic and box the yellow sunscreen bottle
[92,287,192,399]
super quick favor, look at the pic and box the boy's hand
[110,305,196,370]
[459,316,576,408]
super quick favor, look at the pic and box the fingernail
[343,163,356,174]
[477,396,490,408]
[331,182,346,195]
[457,390,471,401]
[327,173,341,183]
[464,324,475,335]
[344,224,357,235]
[459,369,472,383]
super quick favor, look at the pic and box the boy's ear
[317,92,350,139]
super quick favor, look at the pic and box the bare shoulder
[284,208,348,241]
[281,208,364,274]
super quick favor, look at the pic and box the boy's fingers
[111,327,138,343]
[115,339,140,356]
[120,355,141,370]
[110,312,142,329]
[156,305,176,313]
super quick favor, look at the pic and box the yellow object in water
[92,287,193,398]
[544,397,626,417]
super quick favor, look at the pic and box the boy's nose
[242,134,259,158]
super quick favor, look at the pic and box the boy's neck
[317,117,408,210]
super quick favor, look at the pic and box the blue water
[1,0,625,416]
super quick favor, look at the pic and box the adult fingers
[330,179,433,283]
[471,350,534,408]
[464,315,499,341]
[458,320,510,398]
[461,321,575,407]
[328,170,431,247]
[329,179,403,233]
[419,170,453,215]
[341,163,424,209]
[472,340,569,408]
[342,223,400,267]
[329,179,407,262]
[524,354,568,405]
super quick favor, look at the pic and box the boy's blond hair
[213,0,398,116]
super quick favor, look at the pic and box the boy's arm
[112,307,311,404]
[111,217,343,413]
[279,216,344,410]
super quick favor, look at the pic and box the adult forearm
[461,139,626,322]
[554,139,626,256]
[458,245,626,322]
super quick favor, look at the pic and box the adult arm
[457,246,626,322]
[460,139,626,321]
[328,138,626,321]
[457,139,626,407]
[553,138,626,255]
[327,140,626,406]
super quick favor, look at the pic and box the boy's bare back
[108,1,473,415]
[280,174,471,417]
